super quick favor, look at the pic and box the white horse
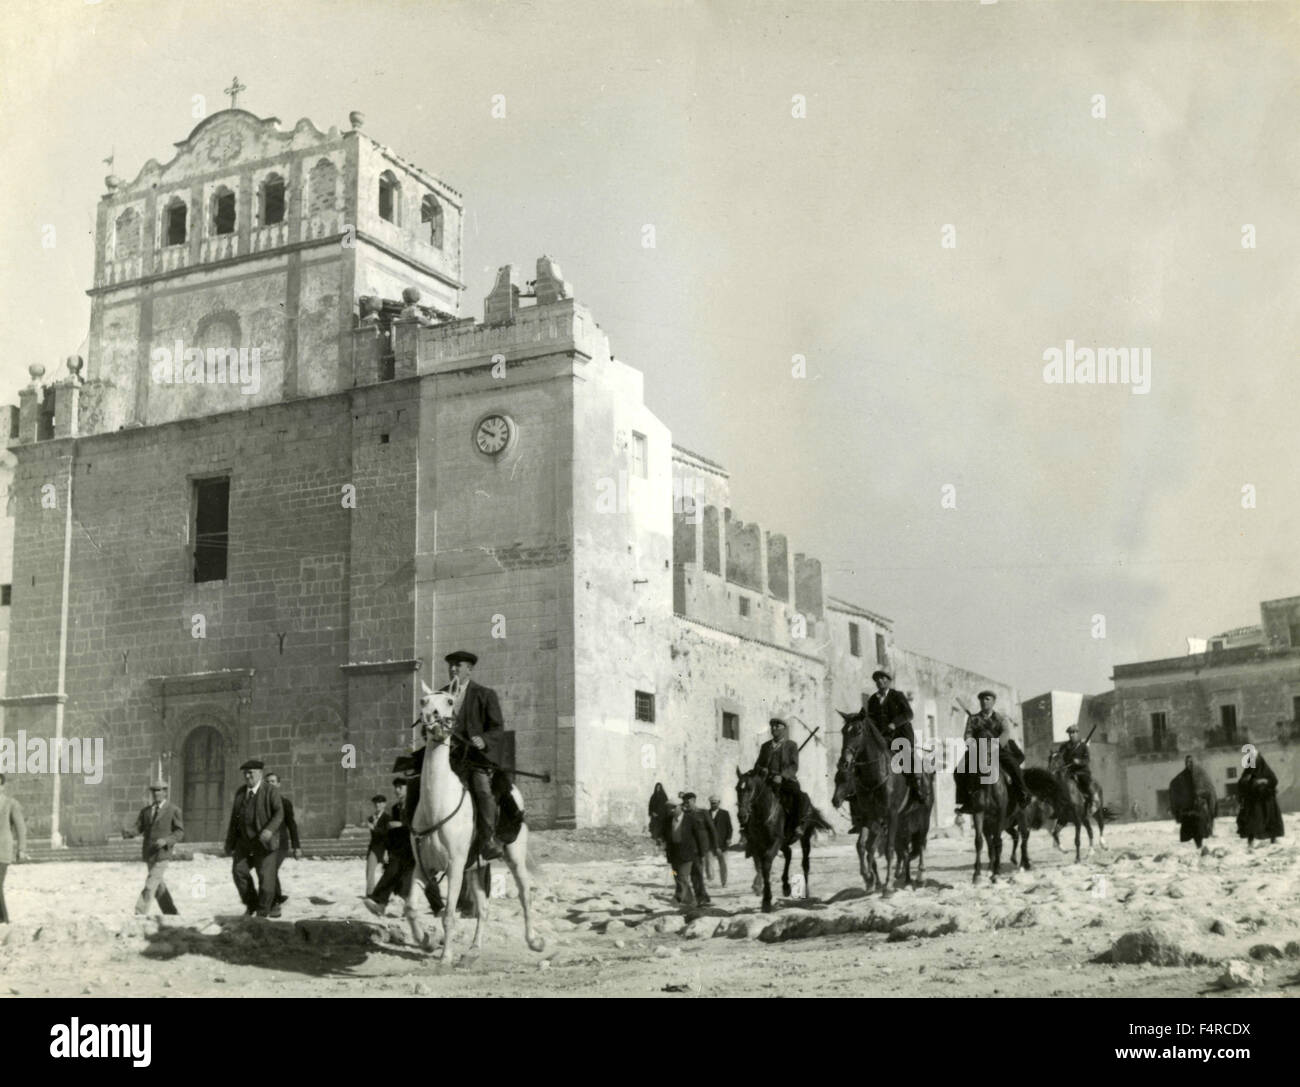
[409,685,544,963]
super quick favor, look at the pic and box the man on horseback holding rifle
[1057,724,1093,797]
[955,691,1031,814]
[866,670,928,807]
[754,718,801,840]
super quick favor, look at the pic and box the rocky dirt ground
[1,820,1297,998]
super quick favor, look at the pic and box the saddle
[404,766,523,860]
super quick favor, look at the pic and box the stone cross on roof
[224,76,247,110]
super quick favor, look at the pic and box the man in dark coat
[707,794,732,886]
[866,670,926,805]
[124,780,184,916]
[1057,725,1093,795]
[663,797,712,909]
[1237,749,1285,846]
[1170,755,1217,848]
[754,718,801,839]
[363,776,445,917]
[365,793,389,896]
[411,650,507,860]
[223,758,285,918]
[955,691,1030,813]
[681,793,715,905]
[264,772,302,917]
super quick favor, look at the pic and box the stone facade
[2,107,1019,844]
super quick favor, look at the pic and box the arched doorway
[183,725,226,843]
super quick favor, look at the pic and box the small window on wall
[848,622,861,657]
[379,171,400,224]
[635,691,655,723]
[1,584,11,606]
[421,193,444,247]
[631,432,647,479]
[1290,622,1300,647]
[164,200,188,246]
[721,711,739,741]
[212,188,237,235]
[193,476,231,583]
[738,597,750,618]
[260,174,286,226]
[875,632,887,664]
[1220,704,1238,740]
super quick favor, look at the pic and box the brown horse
[961,751,1033,884]
[832,710,932,892]
[735,768,831,913]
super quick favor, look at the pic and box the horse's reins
[408,717,471,881]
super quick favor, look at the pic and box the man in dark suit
[223,758,284,918]
[663,796,712,909]
[365,793,389,896]
[681,793,715,905]
[754,717,801,839]
[428,649,506,860]
[866,670,926,804]
[124,780,184,915]
[956,691,1030,813]
[363,775,445,917]
[264,772,301,918]
[707,794,732,886]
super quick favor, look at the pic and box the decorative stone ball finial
[67,356,85,381]
[29,363,46,384]
[401,286,421,305]
[104,175,122,192]
[349,111,365,131]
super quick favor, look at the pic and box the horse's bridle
[409,710,469,844]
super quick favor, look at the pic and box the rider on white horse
[410,650,506,860]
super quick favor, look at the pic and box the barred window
[634,690,655,723]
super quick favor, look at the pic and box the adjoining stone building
[2,106,1017,844]
[1024,595,1300,821]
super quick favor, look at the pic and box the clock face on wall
[473,413,514,456]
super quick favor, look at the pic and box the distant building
[1030,597,1300,821]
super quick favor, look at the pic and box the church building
[1,104,1018,844]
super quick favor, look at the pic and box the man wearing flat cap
[364,774,445,918]
[754,718,801,840]
[223,759,285,917]
[124,780,184,915]
[957,691,1031,813]
[418,649,507,860]
[866,671,926,806]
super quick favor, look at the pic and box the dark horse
[1025,753,1108,863]
[962,750,1031,884]
[735,769,832,913]
[832,710,933,892]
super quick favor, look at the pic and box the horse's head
[833,710,868,808]
[735,767,766,825]
[418,686,457,744]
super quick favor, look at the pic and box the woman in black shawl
[1169,755,1216,848]
[648,783,670,844]
[1237,750,1284,846]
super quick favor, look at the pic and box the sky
[2,0,1297,699]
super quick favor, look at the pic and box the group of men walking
[649,786,733,909]
[126,760,301,919]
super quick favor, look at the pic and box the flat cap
[392,755,416,774]
[872,669,892,681]
[769,717,788,728]
[1066,724,1079,733]
[149,781,169,791]
[371,794,388,804]
[681,791,697,801]
[240,758,264,771]
[708,794,721,804]
[444,650,478,666]
[977,690,997,701]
